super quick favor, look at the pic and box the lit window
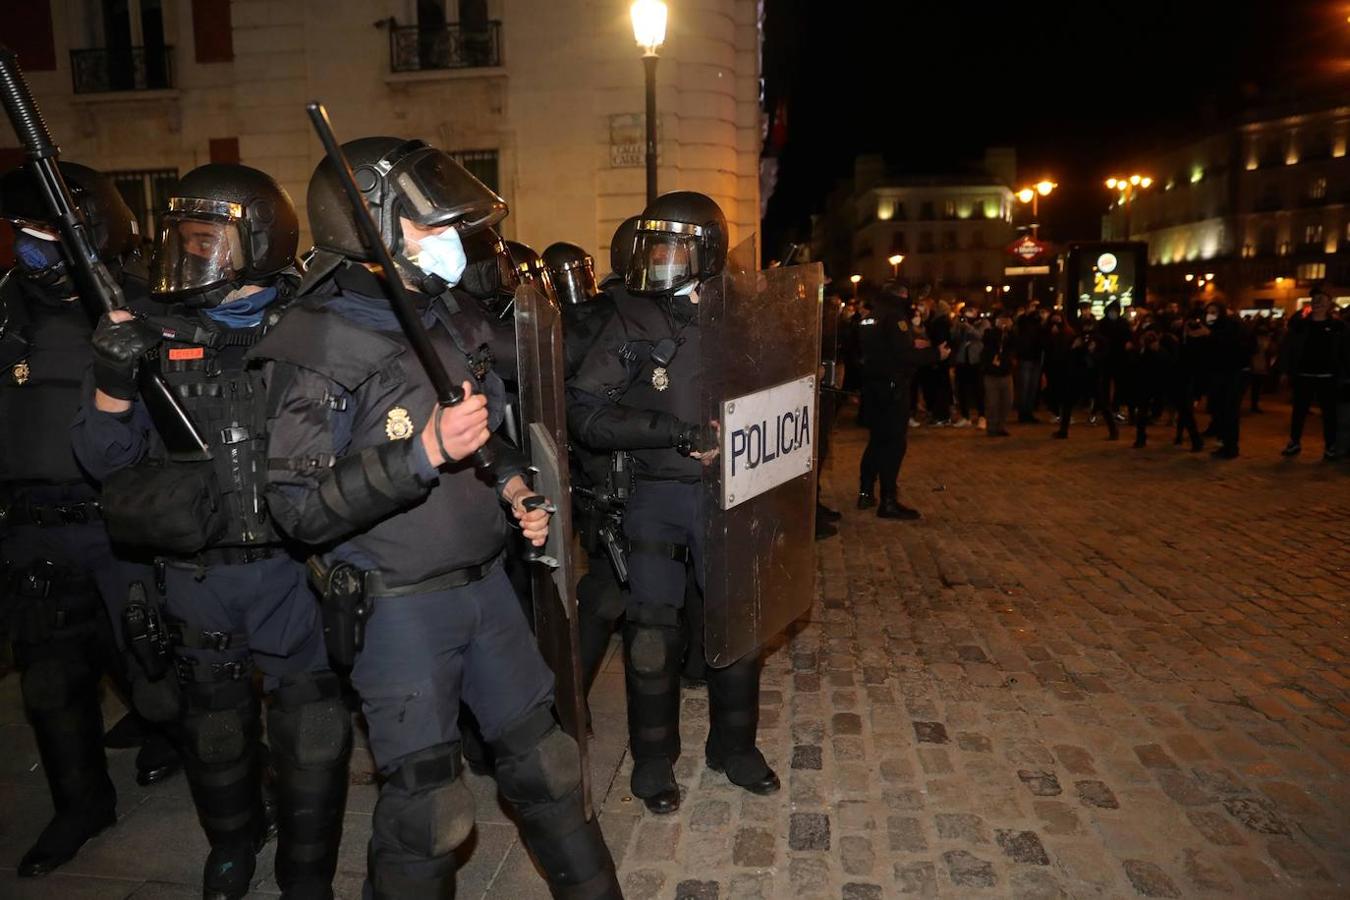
[1309,177,1327,200]
[1278,241,1291,256]
[1297,262,1326,280]
[1304,224,1324,245]
[943,199,957,219]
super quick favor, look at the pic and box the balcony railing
[389,21,502,72]
[71,46,175,94]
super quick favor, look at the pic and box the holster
[122,580,172,682]
[307,557,370,669]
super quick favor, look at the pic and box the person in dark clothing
[1280,288,1345,460]
[1043,312,1076,433]
[1165,316,1204,451]
[922,298,954,425]
[0,163,180,880]
[254,138,620,899]
[1055,306,1117,439]
[950,305,986,426]
[71,164,344,900]
[980,312,1014,436]
[1097,300,1132,433]
[856,289,945,517]
[1013,302,1046,423]
[1129,326,1172,448]
[1193,301,1250,459]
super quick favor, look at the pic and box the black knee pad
[183,682,257,766]
[624,622,682,676]
[131,671,183,723]
[491,707,581,806]
[373,744,475,859]
[268,672,351,767]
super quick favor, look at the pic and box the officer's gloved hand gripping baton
[305,101,497,475]
[0,45,210,461]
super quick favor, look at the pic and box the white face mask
[911,315,922,326]
[407,227,468,286]
[1205,313,1217,325]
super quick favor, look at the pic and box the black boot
[815,503,842,523]
[705,652,779,796]
[622,618,683,814]
[17,646,117,877]
[856,491,876,510]
[180,688,267,900]
[135,729,182,786]
[494,709,623,899]
[876,496,920,520]
[268,673,352,900]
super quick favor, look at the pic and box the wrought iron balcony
[389,21,502,72]
[71,45,175,94]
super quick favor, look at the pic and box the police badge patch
[898,321,909,332]
[12,360,29,385]
[651,366,670,392]
[385,406,414,440]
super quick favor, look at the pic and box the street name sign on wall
[720,375,816,510]
[609,113,662,168]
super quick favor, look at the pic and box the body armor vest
[145,312,279,548]
[0,279,96,488]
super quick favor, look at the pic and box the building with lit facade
[1102,99,1350,313]
[810,149,1017,300]
[0,0,763,266]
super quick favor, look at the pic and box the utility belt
[306,552,502,668]
[1,560,102,644]
[0,499,103,528]
[163,544,281,568]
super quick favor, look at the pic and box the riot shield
[698,236,824,666]
[513,282,592,817]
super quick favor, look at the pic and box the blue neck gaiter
[204,286,279,328]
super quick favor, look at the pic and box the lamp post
[1015,180,1056,302]
[631,0,668,205]
[888,253,904,279]
[850,273,862,300]
[1105,174,1153,240]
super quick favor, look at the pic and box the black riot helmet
[608,215,640,281]
[149,163,298,305]
[505,240,557,299]
[0,162,141,295]
[458,227,520,318]
[543,241,599,306]
[307,136,506,285]
[627,192,728,296]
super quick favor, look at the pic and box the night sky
[760,0,1349,262]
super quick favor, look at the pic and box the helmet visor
[627,232,700,294]
[387,146,507,233]
[150,204,247,296]
[554,259,598,305]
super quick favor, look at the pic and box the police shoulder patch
[898,320,909,332]
[385,406,415,441]
[12,360,30,385]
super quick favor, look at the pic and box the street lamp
[888,253,904,277]
[631,0,668,205]
[1106,173,1154,240]
[1015,180,1056,234]
[849,273,862,298]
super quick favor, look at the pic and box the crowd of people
[819,280,1349,528]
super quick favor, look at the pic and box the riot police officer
[856,286,944,518]
[253,137,620,899]
[544,238,625,694]
[569,192,781,815]
[70,164,347,900]
[0,162,178,877]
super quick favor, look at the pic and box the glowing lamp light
[1129,174,1142,186]
[630,0,669,55]
[1106,177,1118,189]
[1036,180,1057,196]
[1205,272,1215,281]
[1017,188,1035,204]
[888,254,905,266]
[984,285,993,293]
[1184,274,1194,282]
[1276,276,1286,286]
[849,274,862,284]
[1002,285,1011,293]
[1140,176,1153,188]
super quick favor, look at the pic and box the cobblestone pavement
[1,401,1347,898]
[608,402,1349,899]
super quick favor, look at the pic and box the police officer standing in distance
[254,137,620,898]
[856,283,945,519]
[71,164,348,900]
[0,163,178,877]
[569,192,781,815]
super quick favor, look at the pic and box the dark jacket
[1280,314,1347,377]
[980,327,1013,377]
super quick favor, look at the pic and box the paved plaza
[1,400,1346,898]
